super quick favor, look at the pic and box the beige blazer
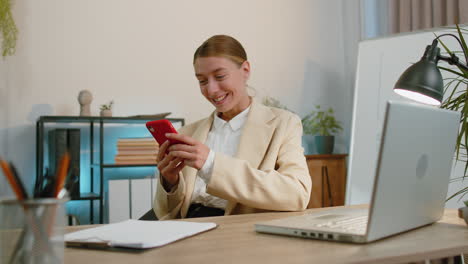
[153,100,312,220]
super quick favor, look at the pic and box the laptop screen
[366,101,460,241]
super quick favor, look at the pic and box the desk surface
[65,205,468,264]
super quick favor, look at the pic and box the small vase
[315,135,334,154]
[100,109,112,117]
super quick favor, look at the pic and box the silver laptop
[255,101,460,243]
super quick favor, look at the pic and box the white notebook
[65,219,217,249]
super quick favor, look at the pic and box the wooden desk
[65,206,468,264]
[306,154,347,208]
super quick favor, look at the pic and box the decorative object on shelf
[100,100,114,117]
[78,90,93,116]
[392,24,468,208]
[0,0,18,57]
[114,137,159,165]
[302,105,343,154]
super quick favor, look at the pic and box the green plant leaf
[0,0,18,57]
[457,25,468,60]
[438,36,454,57]
[439,66,465,78]
[440,24,468,203]
[446,186,468,202]
[301,105,343,136]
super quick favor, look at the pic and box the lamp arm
[434,33,468,72]
[438,54,468,71]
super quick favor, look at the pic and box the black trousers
[139,203,225,220]
[186,203,225,218]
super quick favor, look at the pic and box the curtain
[388,0,468,34]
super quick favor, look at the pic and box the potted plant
[0,0,18,57]
[438,25,468,222]
[302,105,343,154]
[100,100,114,117]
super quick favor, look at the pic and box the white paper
[65,220,217,249]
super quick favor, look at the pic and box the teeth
[213,95,227,102]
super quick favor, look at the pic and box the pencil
[10,163,28,199]
[0,159,26,200]
[53,152,70,198]
[0,158,50,260]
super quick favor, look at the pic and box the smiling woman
[153,35,312,220]
[194,57,251,121]
[193,36,251,121]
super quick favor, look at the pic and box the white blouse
[190,106,251,209]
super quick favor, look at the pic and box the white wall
[0,0,360,197]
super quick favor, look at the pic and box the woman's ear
[241,61,251,81]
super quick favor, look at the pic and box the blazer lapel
[235,100,276,168]
[225,100,276,214]
[180,114,214,217]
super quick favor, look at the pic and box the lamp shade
[393,44,444,106]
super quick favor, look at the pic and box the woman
[153,35,311,220]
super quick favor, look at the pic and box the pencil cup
[0,198,68,264]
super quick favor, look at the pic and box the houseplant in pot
[438,25,468,223]
[302,105,343,154]
[100,100,114,117]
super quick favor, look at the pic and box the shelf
[38,115,184,124]
[70,192,101,201]
[37,115,183,224]
[98,164,158,168]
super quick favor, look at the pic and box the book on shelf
[117,144,157,148]
[67,129,81,198]
[117,137,157,142]
[117,137,157,145]
[115,154,158,160]
[48,129,68,175]
[48,128,81,198]
[114,137,159,165]
[114,159,157,165]
[117,141,158,146]
[117,149,158,155]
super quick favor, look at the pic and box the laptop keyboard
[314,215,368,233]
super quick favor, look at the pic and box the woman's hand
[166,133,210,170]
[157,140,185,190]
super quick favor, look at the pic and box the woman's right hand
[157,140,185,191]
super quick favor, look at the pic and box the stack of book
[114,138,159,165]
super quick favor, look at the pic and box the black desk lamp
[393,34,468,106]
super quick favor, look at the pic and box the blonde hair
[193,35,247,67]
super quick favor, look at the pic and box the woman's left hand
[166,133,210,170]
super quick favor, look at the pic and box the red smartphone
[146,119,183,146]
